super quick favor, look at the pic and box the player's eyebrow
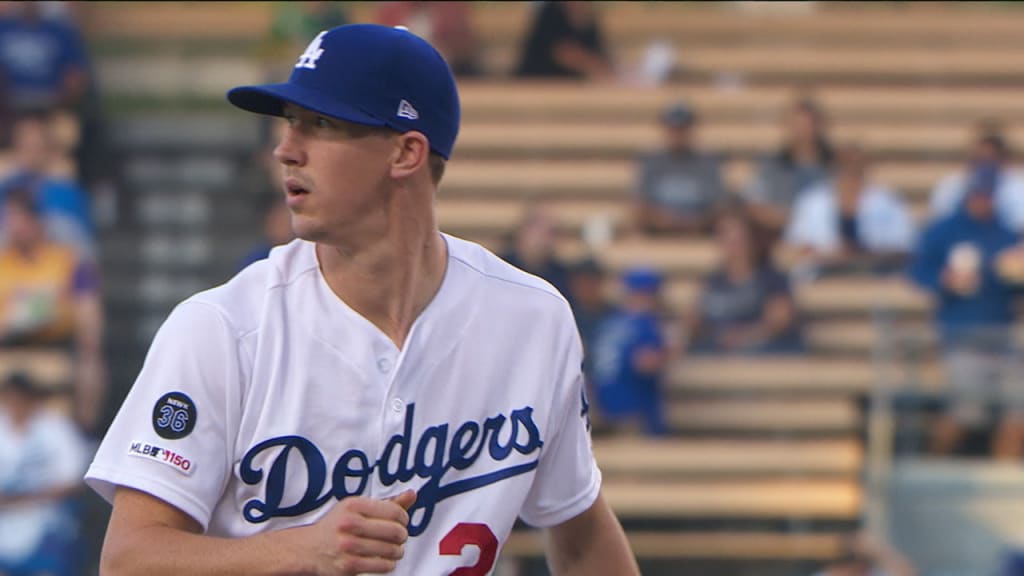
[281,104,393,140]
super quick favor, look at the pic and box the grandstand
[34,1,1024,574]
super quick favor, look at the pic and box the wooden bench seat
[459,83,1024,123]
[602,477,862,519]
[667,397,860,434]
[668,357,875,394]
[805,319,935,355]
[460,3,1024,45]
[667,356,945,396]
[594,437,862,477]
[442,159,957,200]
[662,276,930,316]
[456,121,1018,158]
[501,529,847,561]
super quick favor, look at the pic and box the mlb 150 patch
[128,441,194,475]
[152,391,197,439]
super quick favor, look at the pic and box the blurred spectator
[566,256,614,386]
[908,163,1024,459]
[591,267,668,436]
[501,206,572,300]
[515,1,613,80]
[0,190,105,434]
[265,1,349,64]
[784,143,916,278]
[0,371,88,576]
[811,532,917,576]
[238,194,294,270]
[633,102,726,237]
[0,111,95,261]
[743,97,834,234]
[0,1,89,112]
[375,2,481,77]
[686,205,804,354]
[929,123,1024,233]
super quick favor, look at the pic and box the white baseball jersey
[86,234,600,575]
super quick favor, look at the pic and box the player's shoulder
[182,239,317,332]
[445,234,572,314]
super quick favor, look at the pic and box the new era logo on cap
[397,99,419,120]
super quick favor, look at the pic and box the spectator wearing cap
[566,256,615,386]
[908,163,1024,459]
[0,189,106,434]
[514,1,613,80]
[784,143,916,279]
[590,267,668,436]
[633,102,726,237]
[929,123,1024,233]
[686,205,803,354]
[0,371,89,576]
[743,97,834,236]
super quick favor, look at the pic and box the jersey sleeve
[85,300,243,531]
[519,316,602,528]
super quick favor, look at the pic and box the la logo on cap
[397,99,419,120]
[296,31,327,70]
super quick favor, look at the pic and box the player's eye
[282,113,297,126]
[316,116,333,129]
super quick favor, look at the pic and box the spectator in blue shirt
[908,162,1024,458]
[591,267,669,436]
[0,112,94,261]
[565,256,615,387]
[0,3,89,112]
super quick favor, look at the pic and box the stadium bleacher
[69,2,1024,573]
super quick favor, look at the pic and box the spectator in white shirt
[929,126,1024,232]
[784,144,915,278]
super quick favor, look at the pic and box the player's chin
[288,215,328,243]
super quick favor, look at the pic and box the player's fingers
[336,515,408,545]
[389,489,416,511]
[336,532,405,561]
[345,496,411,526]
[335,554,398,575]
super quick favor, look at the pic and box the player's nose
[273,125,307,167]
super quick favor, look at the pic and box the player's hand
[304,490,416,575]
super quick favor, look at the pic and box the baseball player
[86,24,638,575]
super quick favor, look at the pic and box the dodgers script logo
[239,403,543,537]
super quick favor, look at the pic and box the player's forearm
[101,524,316,576]
[545,495,639,576]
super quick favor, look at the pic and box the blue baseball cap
[227,24,460,159]
[622,267,663,294]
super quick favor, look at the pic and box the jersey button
[377,358,392,373]
[391,398,404,413]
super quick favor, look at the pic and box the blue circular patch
[152,391,197,440]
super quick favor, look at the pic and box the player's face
[273,104,399,244]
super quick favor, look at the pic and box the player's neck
[315,217,448,349]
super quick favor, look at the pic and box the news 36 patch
[152,391,197,440]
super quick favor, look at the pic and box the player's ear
[390,131,429,181]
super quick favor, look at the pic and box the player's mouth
[284,177,310,207]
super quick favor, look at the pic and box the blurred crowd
[0,2,109,575]
[514,89,1024,465]
[2,1,1024,575]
